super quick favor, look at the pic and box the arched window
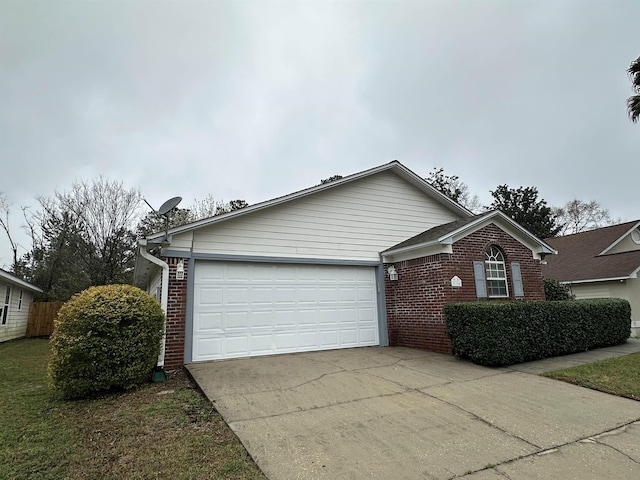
[484,246,508,297]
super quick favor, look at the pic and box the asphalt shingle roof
[542,221,640,282]
[382,214,494,253]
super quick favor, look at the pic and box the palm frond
[628,56,640,93]
[628,94,640,123]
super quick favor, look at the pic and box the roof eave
[562,276,633,285]
[382,239,442,258]
[0,271,43,293]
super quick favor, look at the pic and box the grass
[544,352,640,401]
[0,338,266,480]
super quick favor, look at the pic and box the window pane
[487,280,508,297]
[485,246,508,297]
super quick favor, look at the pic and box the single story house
[133,161,555,367]
[0,268,43,343]
[542,220,640,337]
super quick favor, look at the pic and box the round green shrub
[48,284,165,399]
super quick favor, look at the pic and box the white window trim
[2,285,11,325]
[485,246,509,298]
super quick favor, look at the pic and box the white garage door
[192,261,379,361]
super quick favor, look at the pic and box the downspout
[138,238,170,368]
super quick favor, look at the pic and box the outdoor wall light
[176,260,185,280]
[388,265,398,281]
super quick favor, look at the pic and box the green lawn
[544,352,640,401]
[0,338,266,480]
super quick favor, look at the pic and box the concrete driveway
[188,345,640,479]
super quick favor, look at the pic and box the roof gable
[144,161,472,242]
[542,220,640,282]
[382,210,556,262]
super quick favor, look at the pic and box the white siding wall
[149,270,162,302]
[0,284,34,342]
[174,171,460,261]
[570,282,618,300]
[627,277,640,336]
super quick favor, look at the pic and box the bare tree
[0,193,20,272]
[187,195,248,219]
[22,177,144,299]
[552,199,614,235]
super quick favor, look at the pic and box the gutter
[138,239,170,368]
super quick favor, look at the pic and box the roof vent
[631,228,640,245]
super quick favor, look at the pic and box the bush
[444,299,630,367]
[48,284,165,399]
[544,278,574,301]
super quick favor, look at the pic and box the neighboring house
[542,221,640,337]
[133,161,554,367]
[0,269,43,343]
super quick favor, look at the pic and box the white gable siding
[606,233,640,255]
[178,171,460,261]
[0,284,33,342]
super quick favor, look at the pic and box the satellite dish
[157,196,182,216]
[141,196,183,244]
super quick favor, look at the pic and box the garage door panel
[192,262,379,361]
[340,328,358,344]
[273,287,296,304]
[225,311,251,330]
[226,287,251,305]
[197,287,223,306]
[319,330,339,347]
[358,327,377,343]
[338,308,357,323]
[248,333,273,353]
[196,312,224,331]
[357,287,375,301]
[225,335,251,355]
[339,287,357,302]
[250,310,273,328]
[318,287,339,302]
[273,310,297,328]
[195,337,223,358]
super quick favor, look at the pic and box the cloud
[1,0,639,266]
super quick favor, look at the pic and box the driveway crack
[416,387,542,450]
[445,419,640,479]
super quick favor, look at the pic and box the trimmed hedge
[48,284,165,399]
[444,299,631,366]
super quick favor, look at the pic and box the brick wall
[385,224,545,354]
[162,257,189,368]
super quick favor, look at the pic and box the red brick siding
[162,257,189,368]
[385,224,545,354]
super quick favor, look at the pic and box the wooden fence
[26,301,65,337]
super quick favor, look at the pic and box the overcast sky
[1,0,639,268]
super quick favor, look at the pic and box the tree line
[0,179,247,302]
[425,167,617,239]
